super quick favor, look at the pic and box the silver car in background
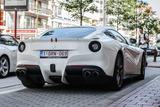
[0,35,18,78]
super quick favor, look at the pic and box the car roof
[48,26,114,31]
[38,26,115,38]
[0,34,11,37]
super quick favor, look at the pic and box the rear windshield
[41,27,96,38]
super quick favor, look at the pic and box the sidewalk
[147,56,160,68]
[108,76,160,107]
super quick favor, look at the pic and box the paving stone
[108,76,160,107]
[142,104,153,107]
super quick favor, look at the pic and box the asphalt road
[0,67,160,107]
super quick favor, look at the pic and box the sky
[143,0,160,17]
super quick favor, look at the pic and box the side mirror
[129,38,137,44]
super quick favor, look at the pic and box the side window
[0,36,18,46]
[108,30,127,44]
[0,37,5,44]
[43,31,54,37]
[104,31,116,39]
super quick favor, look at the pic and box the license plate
[40,50,68,58]
[147,50,151,52]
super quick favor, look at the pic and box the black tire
[0,56,10,78]
[21,77,45,88]
[112,53,124,90]
[138,55,145,80]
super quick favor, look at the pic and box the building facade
[0,0,106,39]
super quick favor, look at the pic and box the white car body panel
[0,44,17,72]
[17,27,144,84]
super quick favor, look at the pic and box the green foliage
[153,19,160,37]
[61,0,98,26]
[105,0,160,37]
[106,0,126,30]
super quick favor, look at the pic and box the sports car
[0,35,18,77]
[16,27,146,89]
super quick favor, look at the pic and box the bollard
[153,49,157,62]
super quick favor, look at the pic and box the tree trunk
[80,0,83,26]
[80,14,83,26]
[147,29,150,48]
[117,17,119,31]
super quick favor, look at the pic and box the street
[1,0,160,106]
[0,67,160,107]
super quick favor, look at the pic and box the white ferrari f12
[16,27,146,89]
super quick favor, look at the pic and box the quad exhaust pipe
[92,71,99,77]
[16,69,26,78]
[83,71,92,78]
[83,70,100,79]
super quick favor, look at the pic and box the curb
[147,66,160,68]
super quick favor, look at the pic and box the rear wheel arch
[112,50,124,90]
[112,50,124,76]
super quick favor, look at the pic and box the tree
[111,0,157,38]
[61,0,98,26]
[121,0,148,33]
[106,0,127,30]
[153,19,160,39]
[105,0,160,46]
[143,10,156,38]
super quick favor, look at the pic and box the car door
[107,29,141,74]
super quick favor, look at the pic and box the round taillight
[89,41,101,52]
[18,42,25,52]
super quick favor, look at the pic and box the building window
[41,2,47,9]
[55,6,58,17]
[37,1,41,9]
[38,18,41,25]
[58,7,62,16]
[8,13,14,28]
[26,17,31,28]
[54,22,62,28]
[41,19,47,28]
[58,22,62,27]
[24,16,35,29]
[29,0,36,10]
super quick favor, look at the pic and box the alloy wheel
[113,54,123,90]
[116,57,123,88]
[0,57,9,77]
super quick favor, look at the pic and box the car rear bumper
[64,65,113,85]
[16,65,113,85]
[16,65,44,83]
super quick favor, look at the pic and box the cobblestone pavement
[147,56,160,68]
[0,67,159,107]
[108,76,160,107]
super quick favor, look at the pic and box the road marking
[0,84,25,95]
[0,84,22,89]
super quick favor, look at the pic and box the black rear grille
[65,66,83,75]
